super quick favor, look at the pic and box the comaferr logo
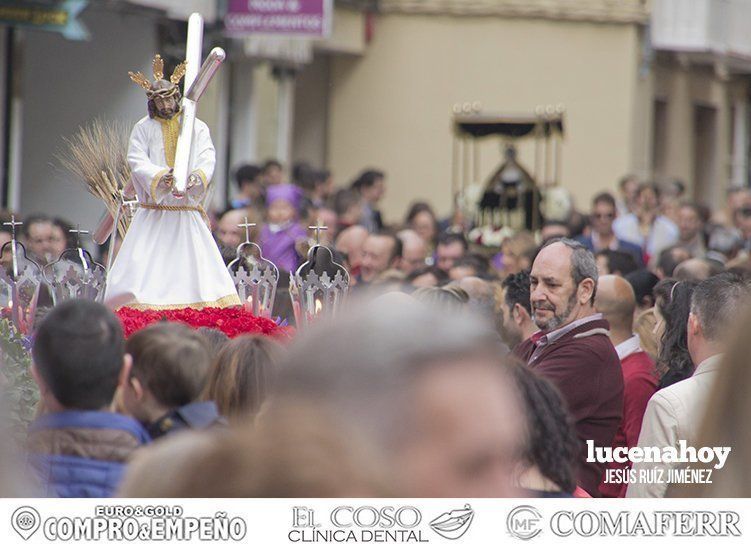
[550,510,741,537]
[505,507,742,539]
[506,506,543,541]
[429,505,474,540]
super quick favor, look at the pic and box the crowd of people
[4,163,751,498]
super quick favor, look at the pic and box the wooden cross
[69,225,90,247]
[123,196,139,216]
[308,222,328,245]
[237,217,256,244]
[2,214,22,240]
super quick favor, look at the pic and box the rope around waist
[139,202,209,222]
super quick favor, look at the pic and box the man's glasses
[738,208,751,218]
[593,213,615,220]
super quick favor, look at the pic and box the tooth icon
[429,504,475,540]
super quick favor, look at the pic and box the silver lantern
[42,226,107,305]
[0,216,43,335]
[228,218,279,319]
[289,224,350,327]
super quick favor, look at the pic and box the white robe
[104,114,239,310]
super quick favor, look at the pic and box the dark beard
[534,292,578,332]
[156,108,178,120]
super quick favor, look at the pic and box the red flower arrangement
[116,306,293,340]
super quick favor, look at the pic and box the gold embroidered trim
[150,168,170,203]
[194,169,208,190]
[123,293,241,311]
[156,115,181,167]
[140,202,209,223]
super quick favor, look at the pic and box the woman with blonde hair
[633,308,659,361]
[202,335,282,422]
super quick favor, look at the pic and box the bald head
[336,225,368,250]
[335,225,369,269]
[674,258,713,281]
[594,275,636,333]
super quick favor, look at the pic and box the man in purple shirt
[514,238,624,497]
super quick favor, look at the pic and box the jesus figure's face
[154,95,179,119]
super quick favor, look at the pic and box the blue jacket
[146,401,225,440]
[576,234,644,265]
[27,411,150,498]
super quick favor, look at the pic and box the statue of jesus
[104,55,239,310]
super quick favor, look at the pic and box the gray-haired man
[514,238,624,497]
[627,272,751,497]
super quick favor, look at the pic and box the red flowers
[116,306,292,340]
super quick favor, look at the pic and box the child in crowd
[260,184,308,273]
[28,300,149,498]
[117,323,224,440]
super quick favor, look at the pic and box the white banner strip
[0,498,746,543]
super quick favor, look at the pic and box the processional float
[4,13,350,332]
[450,103,565,245]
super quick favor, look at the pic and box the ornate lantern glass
[228,240,279,319]
[42,246,107,305]
[289,244,350,327]
[0,239,43,335]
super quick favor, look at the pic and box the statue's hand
[187,172,201,189]
[160,170,175,189]
[185,170,206,202]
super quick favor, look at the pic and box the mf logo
[506,506,543,540]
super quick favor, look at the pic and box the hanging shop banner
[224,0,332,38]
[0,0,89,41]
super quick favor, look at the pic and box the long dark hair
[507,359,578,493]
[654,279,698,389]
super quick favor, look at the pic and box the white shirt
[615,334,642,361]
[612,213,679,259]
[625,354,723,498]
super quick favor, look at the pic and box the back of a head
[598,249,639,277]
[625,269,659,307]
[196,327,230,360]
[457,276,497,323]
[32,300,124,410]
[119,401,389,498]
[654,279,698,380]
[691,272,751,343]
[502,271,532,315]
[274,300,499,445]
[506,359,578,493]
[595,274,636,332]
[673,258,716,281]
[412,285,468,312]
[203,335,282,420]
[126,323,211,409]
[657,245,690,277]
